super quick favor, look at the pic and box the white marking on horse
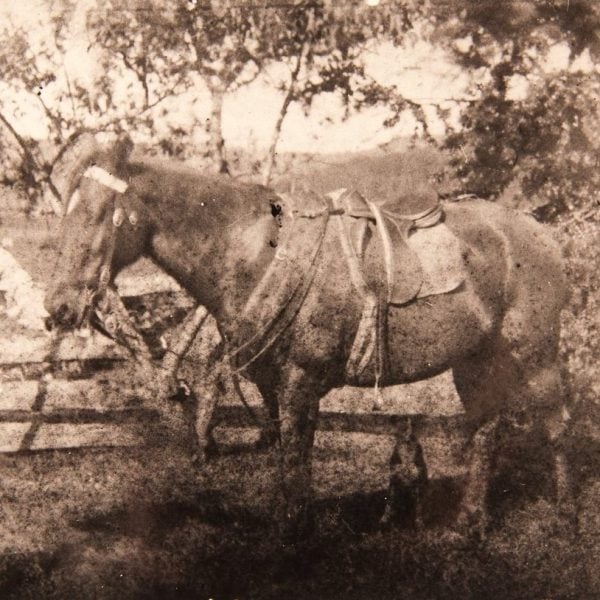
[112,207,125,227]
[66,189,81,215]
[83,166,128,194]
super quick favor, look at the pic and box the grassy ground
[1,432,600,600]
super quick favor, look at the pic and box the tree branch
[118,49,150,109]
[63,66,79,124]
[262,39,310,186]
[0,109,63,213]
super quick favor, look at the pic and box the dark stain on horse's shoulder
[270,202,283,227]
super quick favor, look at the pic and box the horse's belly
[385,289,492,382]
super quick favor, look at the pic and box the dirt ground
[2,210,600,599]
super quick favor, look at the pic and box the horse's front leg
[189,370,221,462]
[274,363,322,542]
[177,322,225,462]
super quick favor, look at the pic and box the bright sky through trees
[0,0,469,152]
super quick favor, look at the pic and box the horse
[44,133,571,540]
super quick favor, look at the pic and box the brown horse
[45,133,571,539]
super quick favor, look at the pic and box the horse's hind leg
[453,343,572,536]
[521,363,573,513]
[452,355,503,536]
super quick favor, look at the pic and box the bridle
[74,165,134,309]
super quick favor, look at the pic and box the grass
[0,372,599,600]
[1,440,598,599]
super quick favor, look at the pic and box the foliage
[445,71,600,219]
[421,1,600,412]
[557,209,600,405]
[1,0,599,228]
[0,0,427,197]
[429,0,600,220]
[88,0,422,180]
[0,1,187,210]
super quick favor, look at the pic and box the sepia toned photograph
[0,1,599,598]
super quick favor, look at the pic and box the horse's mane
[125,154,278,218]
[127,155,265,193]
[128,154,208,178]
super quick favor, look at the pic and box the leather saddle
[334,188,443,305]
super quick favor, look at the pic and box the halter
[78,166,132,303]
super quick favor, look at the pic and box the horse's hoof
[276,505,315,544]
[191,451,206,467]
[192,443,219,466]
[557,500,579,535]
[455,509,489,543]
[379,493,423,531]
[379,508,419,531]
[379,507,393,530]
[435,527,471,548]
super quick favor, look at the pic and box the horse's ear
[114,134,134,165]
[51,132,100,214]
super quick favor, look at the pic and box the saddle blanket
[407,222,464,299]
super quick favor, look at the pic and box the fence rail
[1,320,465,455]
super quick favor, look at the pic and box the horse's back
[444,199,567,309]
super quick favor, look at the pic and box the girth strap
[328,190,387,406]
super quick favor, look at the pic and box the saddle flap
[366,207,423,305]
[327,191,422,306]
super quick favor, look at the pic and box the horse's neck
[146,192,279,327]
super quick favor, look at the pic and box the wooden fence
[0,302,466,458]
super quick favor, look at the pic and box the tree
[0,1,78,211]
[0,0,191,211]
[88,0,275,173]
[89,0,427,182]
[429,0,600,220]
[420,0,600,408]
[257,0,420,184]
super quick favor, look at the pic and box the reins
[225,204,331,376]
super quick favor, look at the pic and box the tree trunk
[207,86,230,175]
[262,90,294,187]
[262,42,309,186]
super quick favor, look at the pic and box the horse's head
[45,133,142,331]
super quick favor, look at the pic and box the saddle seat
[342,186,441,222]
[330,188,454,306]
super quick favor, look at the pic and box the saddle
[237,185,464,391]
[326,187,464,390]
[331,187,443,305]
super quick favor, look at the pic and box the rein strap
[83,166,128,194]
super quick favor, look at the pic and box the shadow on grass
[2,424,599,600]
[2,479,594,600]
